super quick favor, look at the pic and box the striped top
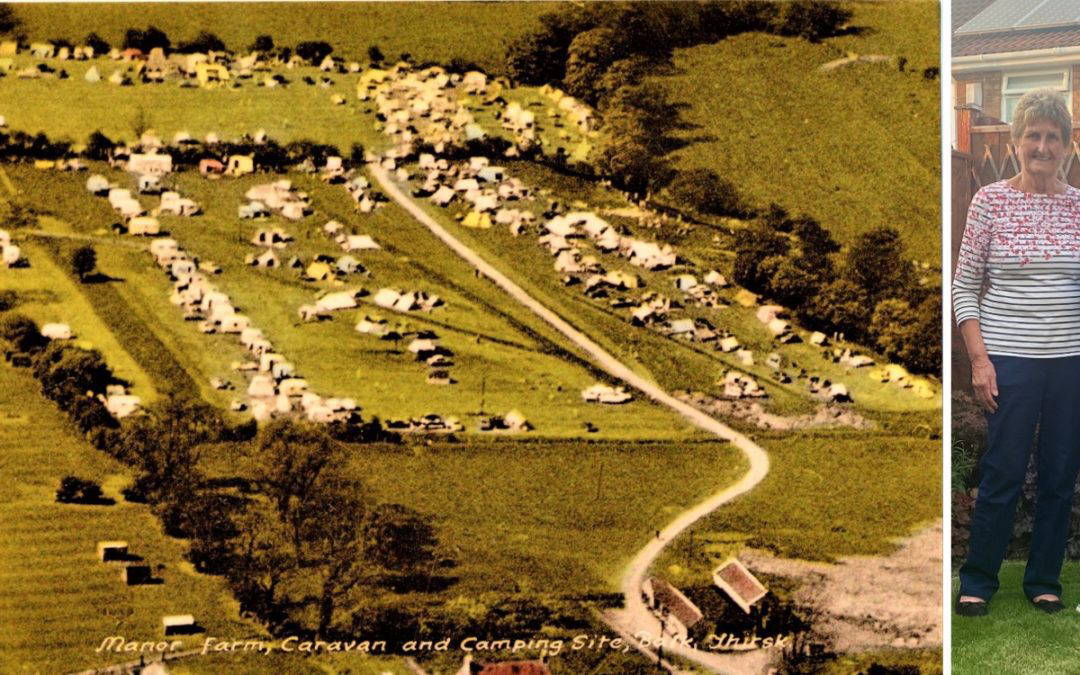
[953,180,1080,357]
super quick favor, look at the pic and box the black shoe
[956,597,989,616]
[1030,597,1064,614]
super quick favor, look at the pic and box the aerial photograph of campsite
[0,2,942,674]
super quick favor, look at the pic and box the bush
[84,32,111,55]
[295,41,333,65]
[0,313,46,354]
[56,476,105,504]
[85,130,115,161]
[0,290,16,311]
[70,245,96,282]
[249,34,274,53]
[775,0,851,42]
[176,31,226,54]
[666,168,743,217]
[122,26,171,53]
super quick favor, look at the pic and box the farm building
[712,559,768,614]
[642,576,703,641]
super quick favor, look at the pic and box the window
[1002,70,1069,122]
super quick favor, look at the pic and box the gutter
[953,45,1080,72]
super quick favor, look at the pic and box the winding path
[368,164,771,673]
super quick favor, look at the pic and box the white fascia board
[954,45,1080,73]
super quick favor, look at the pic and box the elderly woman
[954,88,1080,616]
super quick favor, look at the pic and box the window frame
[1001,68,1070,123]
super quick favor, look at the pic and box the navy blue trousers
[959,355,1080,601]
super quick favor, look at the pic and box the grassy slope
[0,236,159,400]
[653,429,941,574]
[952,563,1080,675]
[658,1,940,262]
[205,438,748,595]
[8,162,705,439]
[13,2,556,74]
[0,365,259,674]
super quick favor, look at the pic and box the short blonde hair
[1011,88,1072,145]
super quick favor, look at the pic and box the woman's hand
[971,357,998,413]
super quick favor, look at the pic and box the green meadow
[12,2,556,75]
[0,366,260,674]
[654,1,940,262]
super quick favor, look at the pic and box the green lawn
[653,428,941,577]
[0,365,259,674]
[12,2,555,75]
[953,562,1080,675]
[654,1,940,262]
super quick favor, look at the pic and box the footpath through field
[368,164,770,674]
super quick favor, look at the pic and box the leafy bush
[295,40,333,65]
[665,168,743,217]
[0,290,16,311]
[56,475,105,504]
[122,26,170,53]
[83,32,111,55]
[176,31,226,54]
[0,313,46,354]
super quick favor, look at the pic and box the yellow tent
[911,379,935,399]
[196,62,230,87]
[305,261,332,281]
[734,289,758,307]
[0,58,12,73]
[34,160,56,170]
[226,155,254,176]
[0,41,17,57]
[462,211,492,229]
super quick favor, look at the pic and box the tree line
[732,209,940,374]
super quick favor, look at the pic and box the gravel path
[369,164,771,673]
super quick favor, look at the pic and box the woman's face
[1017,117,1066,179]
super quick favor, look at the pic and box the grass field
[7,162,708,439]
[207,436,747,596]
[12,2,555,75]
[655,1,940,262]
[404,161,941,417]
[0,236,159,400]
[652,427,941,576]
[0,365,260,673]
[952,562,1080,675]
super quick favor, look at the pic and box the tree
[84,32,111,55]
[56,476,104,504]
[256,419,340,551]
[366,44,384,65]
[177,31,226,54]
[295,41,333,65]
[0,289,16,311]
[845,227,914,303]
[505,28,569,85]
[0,4,19,35]
[563,26,624,104]
[365,503,438,574]
[34,344,113,404]
[800,278,871,340]
[732,225,790,292]
[115,396,221,500]
[85,130,115,161]
[776,1,852,42]
[70,245,96,282]
[122,25,171,52]
[0,313,45,354]
[249,34,274,53]
[296,473,371,638]
[870,294,941,374]
[231,501,296,625]
[666,168,743,217]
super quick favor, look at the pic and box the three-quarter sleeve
[952,191,992,326]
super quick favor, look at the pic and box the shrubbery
[56,476,105,504]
